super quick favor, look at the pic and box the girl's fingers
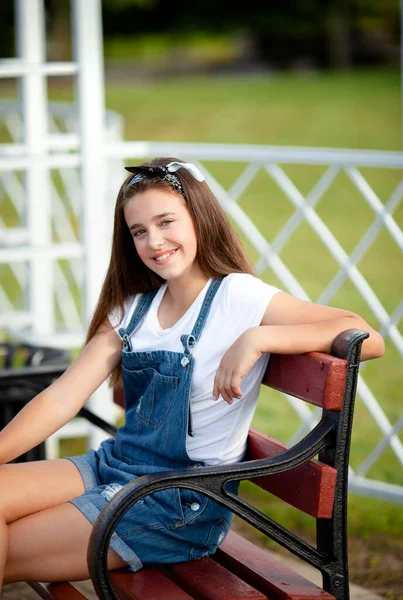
[225,367,239,404]
[216,383,232,404]
[212,381,218,399]
[213,366,229,403]
[223,368,233,402]
[213,368,224,400]
[231,372,243,398]
[225,370,243,401]
[213,365,243,404]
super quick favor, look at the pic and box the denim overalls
[67,278,236,572]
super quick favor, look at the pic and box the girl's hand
[213,328,262,404]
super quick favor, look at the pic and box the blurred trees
[100,0,399,69]
[1,0,399,69]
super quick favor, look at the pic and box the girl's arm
[0,320,122,464]
[256,291,385,360]
[213,291,385,404]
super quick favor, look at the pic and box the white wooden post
[16,0,54,335]
[71,0,119,448]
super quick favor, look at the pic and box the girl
[0,157,384,590]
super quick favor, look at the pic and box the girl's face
[124,188,202,283]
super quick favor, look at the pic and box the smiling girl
[0,157,384,589]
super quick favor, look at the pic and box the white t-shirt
[109,273,280,465]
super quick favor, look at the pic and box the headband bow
[125,161,205,196]
[125,161,205,182]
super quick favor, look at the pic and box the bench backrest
[246,351,347,519]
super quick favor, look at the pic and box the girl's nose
[148,230,164,249]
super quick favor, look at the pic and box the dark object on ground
[0,343,70,463]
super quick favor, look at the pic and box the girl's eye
[132,220,173,238]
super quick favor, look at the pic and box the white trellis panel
[0,0,123,456]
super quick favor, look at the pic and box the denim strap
[180,278,224,363]
[118,288,159,341]
[190,278,223,342]
[120,278,224,357]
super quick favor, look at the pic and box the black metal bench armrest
[330,328,369,360]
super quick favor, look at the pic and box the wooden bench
[1,328,368,600]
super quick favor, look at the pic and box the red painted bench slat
[216,531,334,600]
[109,567,193,600]
[168,556,266,600]
[27,581,88,600]
[263,353,347,410]
[246,428,337,518]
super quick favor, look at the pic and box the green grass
[104,32,244,66]
[1,66,402,538]
[106,67,400,149]
[35,66,401,149]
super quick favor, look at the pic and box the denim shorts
[65,449,234,573]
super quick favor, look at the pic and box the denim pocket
[122,366,179,429]
[177,489,209,527]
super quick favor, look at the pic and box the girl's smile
[152,248,179,264]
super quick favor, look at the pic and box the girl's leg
[4,501,127,584]
[0,458,86,587]
[0,459,85,524]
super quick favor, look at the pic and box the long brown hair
[86,157,256,386]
